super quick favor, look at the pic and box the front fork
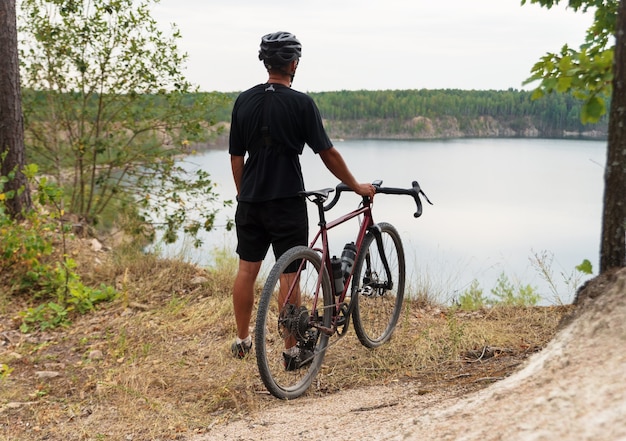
[363,224,394,294]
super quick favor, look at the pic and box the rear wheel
[255,246,333,399]
[352,222,405,348]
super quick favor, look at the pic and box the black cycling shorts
[235,197,308,268]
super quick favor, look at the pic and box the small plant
[491,272,540,307]
[444,311,466,358]
[458,274,539,309]
[44,259,117,314]
[0,363,14,381]
[530,250,594,305]
[19,302,70,332]
[2,165,117,331]
[457,273,540,309]
[111,328,129,361]
[458,279,488,310]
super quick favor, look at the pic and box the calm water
[157,138,607,305]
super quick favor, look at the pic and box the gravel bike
[255,180,432,399]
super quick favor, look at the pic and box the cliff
[323,115,608,140]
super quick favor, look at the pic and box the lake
[155,138,607,305]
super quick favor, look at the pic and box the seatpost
[315,197,326,228]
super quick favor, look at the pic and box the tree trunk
[0,0,32,219]
[600,0,626,272]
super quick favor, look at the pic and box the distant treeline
[23,88,608,141]
[211,88,608,140]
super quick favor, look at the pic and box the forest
[21,88,608,142]
[207,88,608,140]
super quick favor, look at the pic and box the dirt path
[195,269,626,441]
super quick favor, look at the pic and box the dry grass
[0,240,573,441]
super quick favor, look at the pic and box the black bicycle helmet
[258,31,302,68]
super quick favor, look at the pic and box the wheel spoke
[352,223,405,348]
[255,246,332,399]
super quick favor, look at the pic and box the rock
[88,350,104,360]
[35,371,60,379]
[44,362,65,370]
[5,352,22,360]
[5,402,35,409]
[190,276,209,285]
[91,238,103,252]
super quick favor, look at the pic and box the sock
[236,335,251,346]
[285,346,299,356]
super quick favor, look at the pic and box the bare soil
[195,268,626,441]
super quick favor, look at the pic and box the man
[229,31,375,364]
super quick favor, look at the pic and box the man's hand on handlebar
[353,182,376,198]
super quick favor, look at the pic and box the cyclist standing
[229,31,375,364]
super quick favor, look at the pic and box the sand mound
[387,267,626,440]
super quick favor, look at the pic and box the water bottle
[331,256,343,296]
[340,242,357,281]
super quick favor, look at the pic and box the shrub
[457,273,540,310]
[1,167,117,331]
[458,279,488,310]
[490,272,540,307]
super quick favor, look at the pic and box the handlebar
[323,180,433,218]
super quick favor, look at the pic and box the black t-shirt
[229,83,333,202]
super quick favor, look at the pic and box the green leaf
[581,96,606,124]
[530,88,545,100]
[556,76,573,93]
[23,163,39,179]
[576,259,593,275]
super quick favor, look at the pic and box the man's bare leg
[233,259,262,340]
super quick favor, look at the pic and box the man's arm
[231,154,245,197]
[319,147,375,198]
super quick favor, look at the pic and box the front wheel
[352,222,405,348]
[255,246,333,399]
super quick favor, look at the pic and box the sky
[151,0,595,93]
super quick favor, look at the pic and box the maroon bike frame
[282,196,376,335]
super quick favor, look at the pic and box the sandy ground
[195,269,626,441]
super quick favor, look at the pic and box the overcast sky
[152,0,594,93]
